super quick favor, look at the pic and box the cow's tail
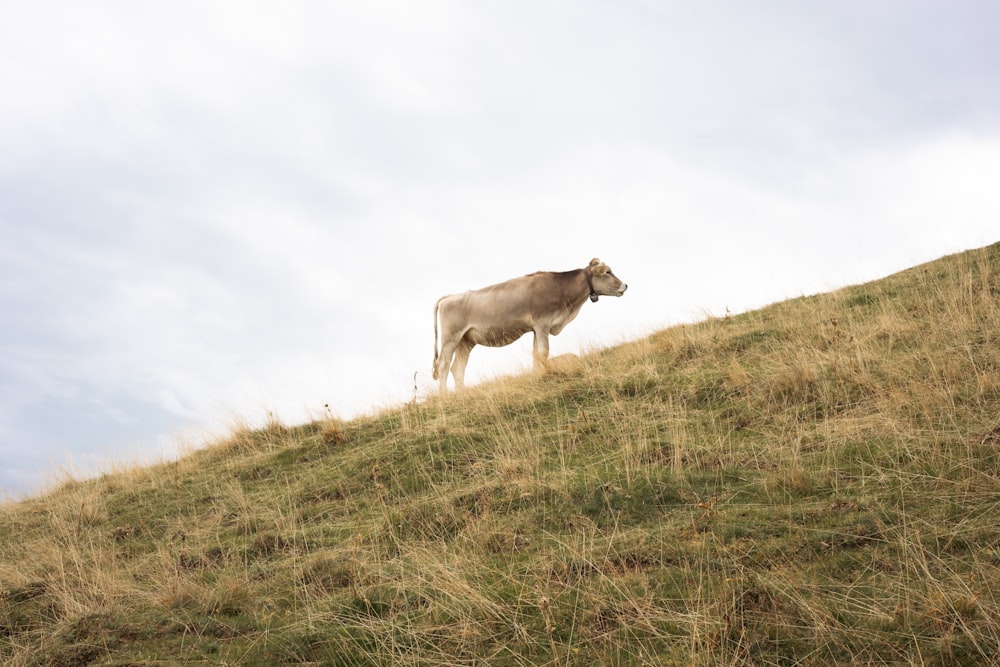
[432,296,444,380]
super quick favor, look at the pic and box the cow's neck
[585,271,598,302]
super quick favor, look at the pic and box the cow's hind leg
[436,340,458,395]
[451,338,474,390]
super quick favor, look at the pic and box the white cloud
[2,1,999,496]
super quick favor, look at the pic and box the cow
[433,258,628,394]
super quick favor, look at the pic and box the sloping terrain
[3,243,1000,666]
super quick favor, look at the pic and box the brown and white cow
[433,258,627,394]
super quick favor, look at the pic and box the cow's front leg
[532,329,550,373]
[451,339,474,390]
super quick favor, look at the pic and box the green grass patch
[4,242,1000,665]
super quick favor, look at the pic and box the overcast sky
[2,1,999,497]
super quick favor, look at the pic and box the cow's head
[586,258,628,302]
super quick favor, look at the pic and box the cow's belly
[465,326,529,347]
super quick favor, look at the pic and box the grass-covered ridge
[3,243,1000,666]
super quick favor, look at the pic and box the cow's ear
[589,258,602,268]
[591,261,608,275]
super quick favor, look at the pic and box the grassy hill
[3,243,1000,666]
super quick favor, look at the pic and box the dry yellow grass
[2,242,1000,665]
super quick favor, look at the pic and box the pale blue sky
[2,1,999,497]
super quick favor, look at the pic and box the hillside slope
[3,243,1000,666]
